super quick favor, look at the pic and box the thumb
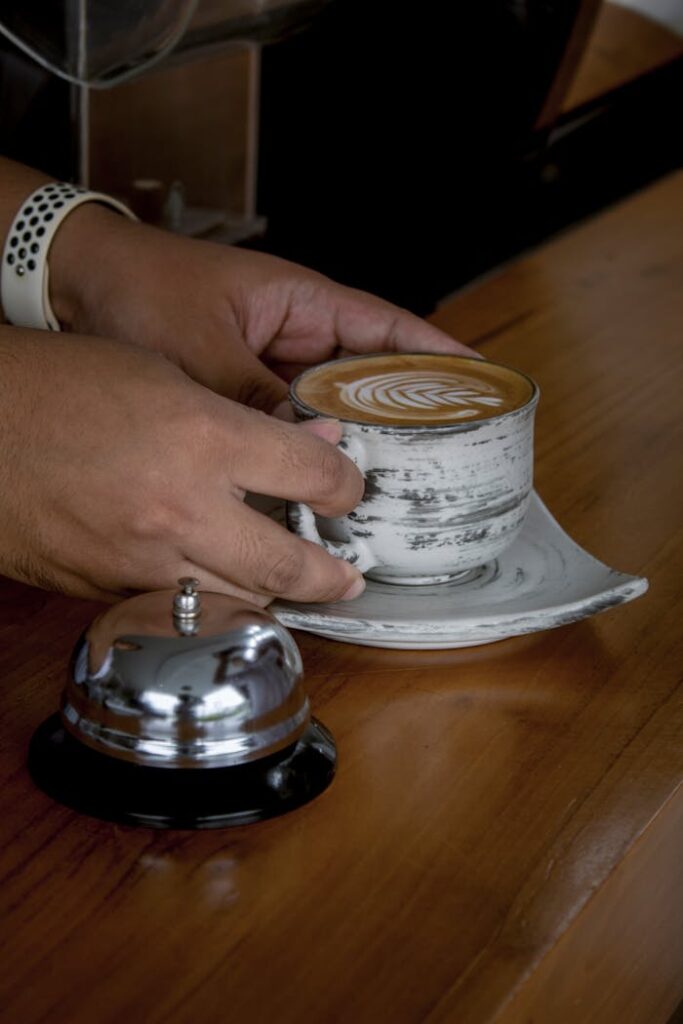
[201,342,289,413]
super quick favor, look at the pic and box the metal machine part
[0,0,329,87]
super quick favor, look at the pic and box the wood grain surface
[1,172,682,1023]
[562,2,683,113]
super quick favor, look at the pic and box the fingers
[70,503,364,607]
[299,418,343,445]
[214,401,364,516]
[262,277,478,364]
[271,397,296,422]
[262,358,314,385]
[195,335,289,413]
[193,403,366,603]
[330,284,478,357]
[187,498,365,604]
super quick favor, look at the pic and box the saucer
[271,493,648,649]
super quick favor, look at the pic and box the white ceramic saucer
[271,493,648,649]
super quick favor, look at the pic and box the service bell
[28,579,336,828]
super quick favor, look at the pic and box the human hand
[0,328,365,605]
[49,206,475,412]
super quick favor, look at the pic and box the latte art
[337,371,506,420]
[292,353,535,426]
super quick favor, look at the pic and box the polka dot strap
[1,182,136,331]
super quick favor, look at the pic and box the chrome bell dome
[28,579,336,829]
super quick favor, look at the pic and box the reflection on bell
[28,580,336,829]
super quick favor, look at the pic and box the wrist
[48,203,137,333]
[1,182,136,332]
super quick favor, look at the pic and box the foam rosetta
[337,371,506,420]
[293,354,534,425]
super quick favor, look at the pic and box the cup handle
[287,502,375,574]
[287,433,374,573]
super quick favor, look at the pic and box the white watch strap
[1,182,136,331]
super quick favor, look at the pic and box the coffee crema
[292,354,534,425]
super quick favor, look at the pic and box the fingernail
[303,418,343,444]
[340,575,366,601]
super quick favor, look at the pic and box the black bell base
[28,714,336,829]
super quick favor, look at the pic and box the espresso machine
[0,0,329,242]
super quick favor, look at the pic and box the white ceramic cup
[288,356,540,586]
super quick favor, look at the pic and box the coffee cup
[288,353,539,586]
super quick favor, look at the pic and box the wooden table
[562,2,683,114]
[1,172,682,1024]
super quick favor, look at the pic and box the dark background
[1,0,681,316]
[255,0,682,313]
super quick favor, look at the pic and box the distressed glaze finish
[276,493,648,648]
[289,390,539,585]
